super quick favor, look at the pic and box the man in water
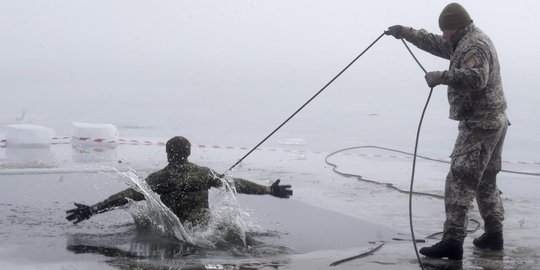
[66,136,293,226]
[386,3,508,260]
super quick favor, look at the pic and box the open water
[0,161,398,270]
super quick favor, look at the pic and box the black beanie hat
[439,3,472,30]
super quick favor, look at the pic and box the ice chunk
[71,122,118,146]
[6,124,55,147]
[278,138,307,145]
[278,138,307,160]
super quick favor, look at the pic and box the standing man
[385,3,508,260]
[66,136,293,226]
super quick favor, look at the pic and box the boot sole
[420,253,463,260]
[474,245,503,251]
[448,255,463,260]
[422,255,463,260]
[473,241,504,250]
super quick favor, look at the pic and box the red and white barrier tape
[1,137,539,166]
[66,137,166,146]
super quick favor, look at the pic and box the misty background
[1,0,538,163]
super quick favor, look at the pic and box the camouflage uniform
[94,162,268,225]
[403,24,508,243]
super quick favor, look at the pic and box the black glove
[66,203,98,224]
[269,179,293,198]
[385,25,411,39]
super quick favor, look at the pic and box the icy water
[0,166,398,270]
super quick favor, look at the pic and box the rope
[329,242,385,267]
[325,146,444,199]
[224,33,426,268]
[401,39,431,270]
[327,145,540,177]
[227,33,386,171]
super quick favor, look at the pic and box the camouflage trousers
[442,113,509,243]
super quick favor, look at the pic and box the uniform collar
[168,161,189,169]
[450,23,475,48]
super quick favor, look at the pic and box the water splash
[113,168,250,249]
[202,171,248,247]
[116,168,194,245]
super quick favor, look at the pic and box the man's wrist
[441,70,449,85]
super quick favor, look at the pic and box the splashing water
[115,168,194,245]
[201,171,248,247]
[113,168,250,249]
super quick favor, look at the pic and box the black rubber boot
[419,240,463,260]
[473,232,504,250]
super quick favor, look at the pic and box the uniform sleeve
[233,177,269,195]
[443,47,490,91]
[190,166,223,189]
[207,168,225,189]
[93,187,145,211]
[92,171,165,211]
[404,28,452,60]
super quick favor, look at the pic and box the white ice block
[278,138,307,145]
[71,122,119,146]
[6,124,55,147]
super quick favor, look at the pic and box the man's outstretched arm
[66,188,145,224]
[234,178,293,198]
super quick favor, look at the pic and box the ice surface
[6,147,55,161]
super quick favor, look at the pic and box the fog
[1,0,539,157]
[1,3,539,268]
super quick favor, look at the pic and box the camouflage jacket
[94,162,268,224]
[403,24,507,121]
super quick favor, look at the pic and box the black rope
[425,219,481,239]
[329,242,385,267]
[324,146,444,199]
[228,33,386,171]
[402,39,430,270]
[326,145,540,177]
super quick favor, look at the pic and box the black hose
[225,33,427,270]
[409,91,432,270]
[324,146,444,199]
[326,145,540,177]
[402,39,431,270]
